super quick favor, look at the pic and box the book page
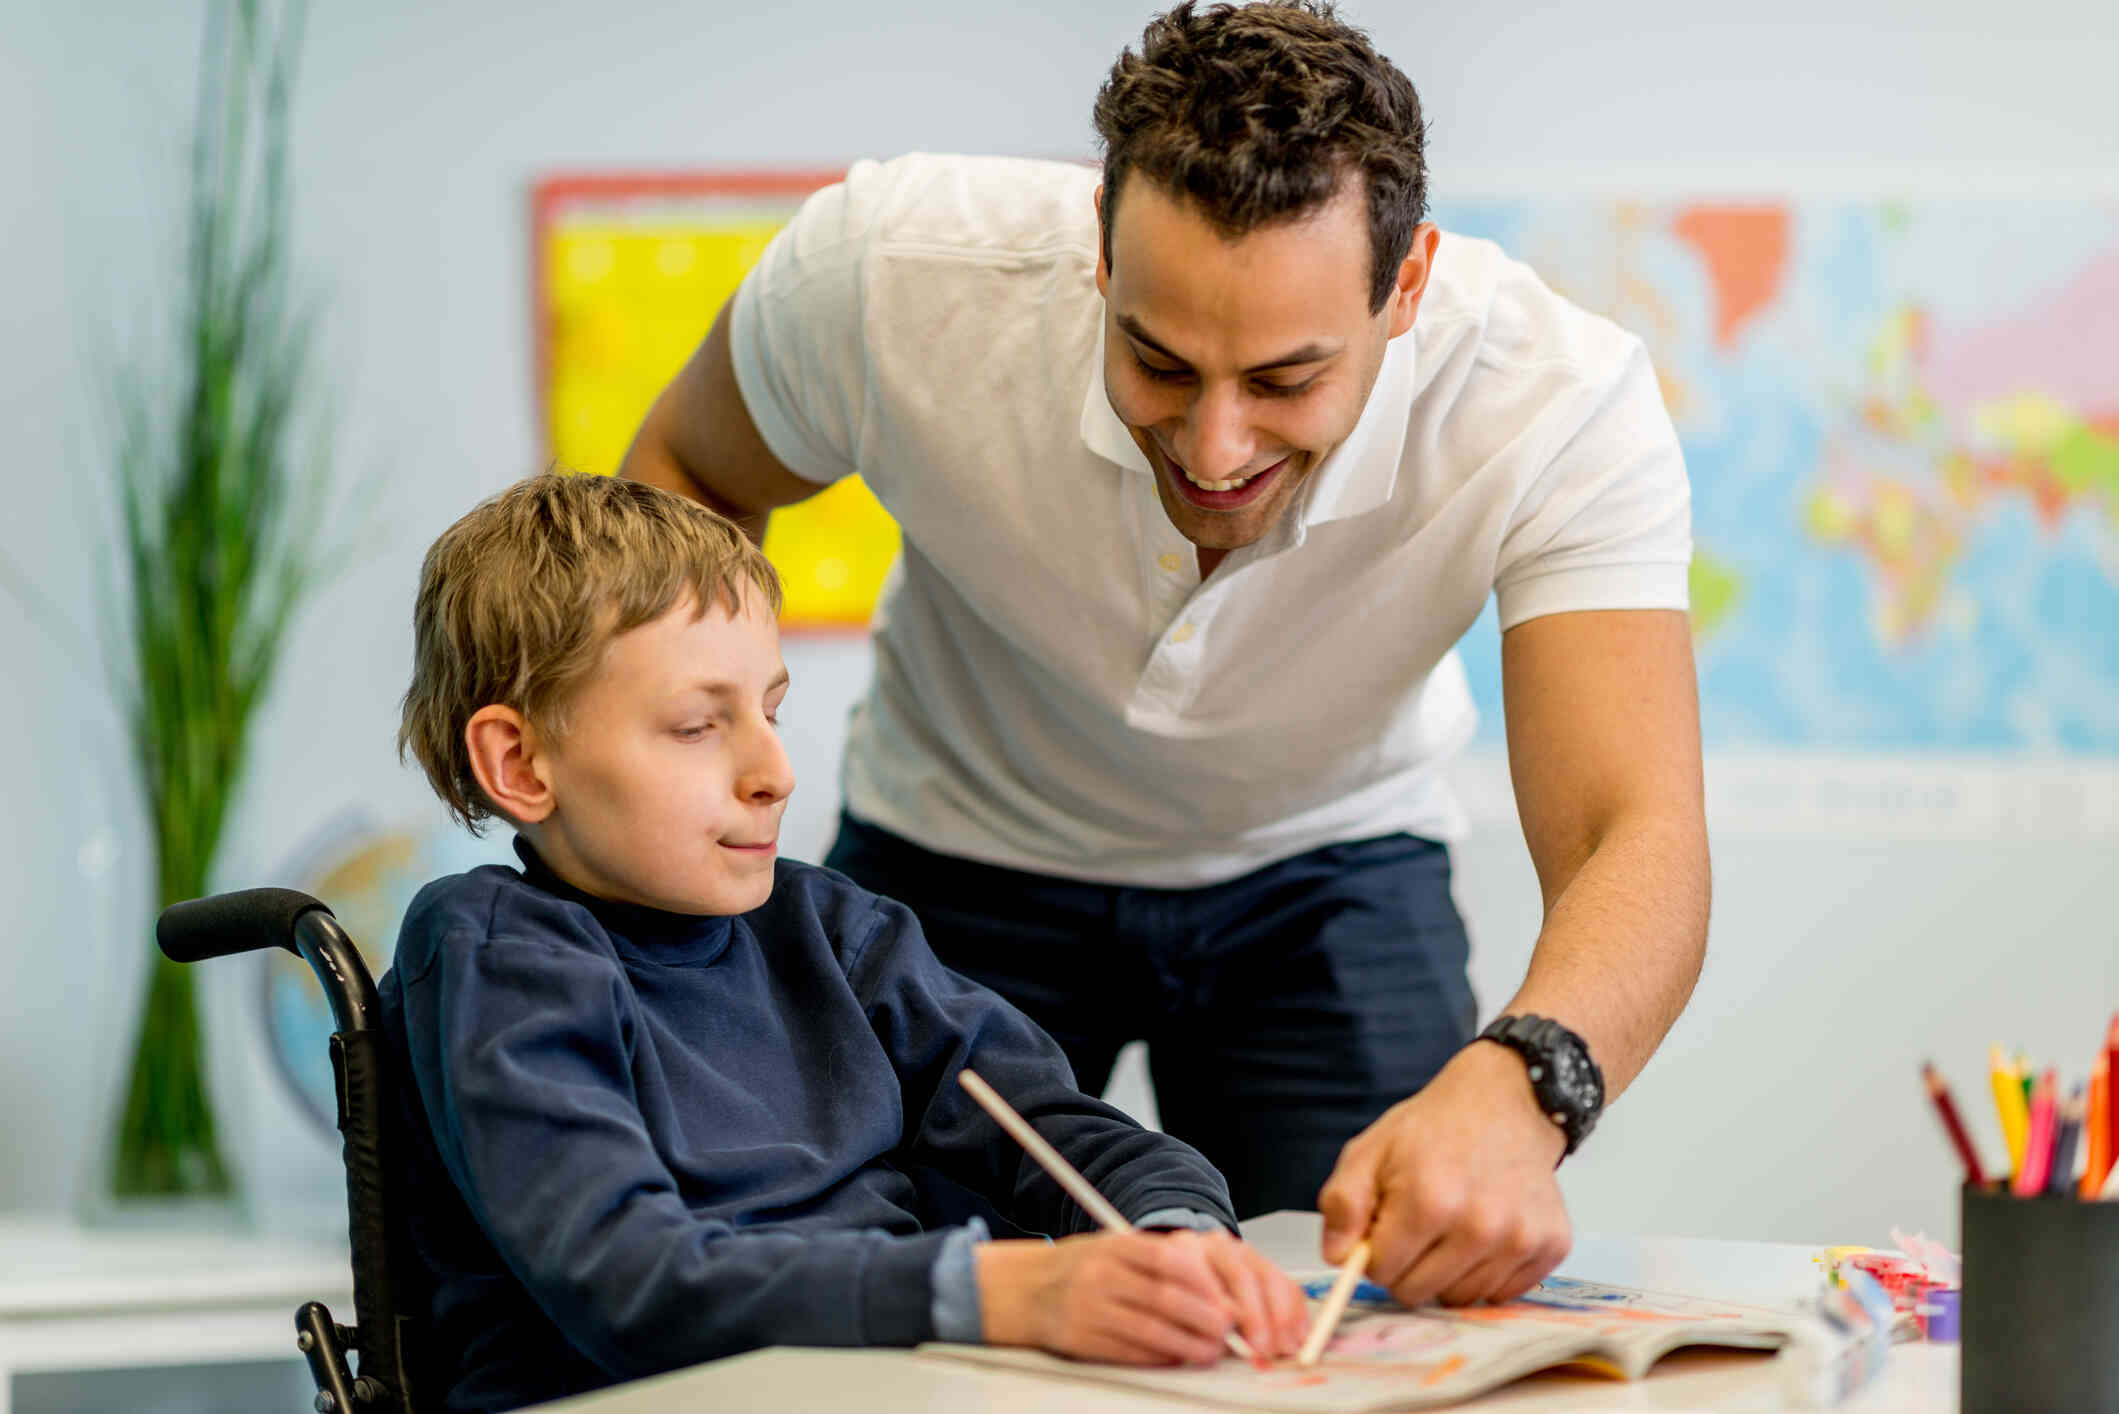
[920,1275,1803,1413]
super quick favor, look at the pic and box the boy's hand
[978,1230,1302,1365]
[1192,1228,1309,1360]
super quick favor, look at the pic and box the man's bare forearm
[620,411,771,546]
[1493,810,1709,1101]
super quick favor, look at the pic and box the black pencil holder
[1962,1183,2119,1412]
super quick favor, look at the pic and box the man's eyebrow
[1116,313,1340,374]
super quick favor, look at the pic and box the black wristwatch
[1476,1014,1605,1159]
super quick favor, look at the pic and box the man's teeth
[1182,468,1253,492]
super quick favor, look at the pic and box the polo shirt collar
[1079,318,1152,476]
[1077,313,1419,534]
[1298,328,1417,530]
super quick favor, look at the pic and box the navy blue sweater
[377,841,1235,1412]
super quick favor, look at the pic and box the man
[624,0,1707,1308]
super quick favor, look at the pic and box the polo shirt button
[1157,552,1183,573]
[1171,623,1196,644]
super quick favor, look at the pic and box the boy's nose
[739,724,796,804]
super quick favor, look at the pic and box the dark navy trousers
[824,812,1479,1219]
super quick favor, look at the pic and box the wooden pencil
[2083,1053,2111,1198]
[955,1068,1259,1362]
[1297,1238,1374,1367]
[2104,1017,2119,1185]
[1990,1045,2029,1179]
[2045,1088,2083,1198]
[2011,1070,2058,1196]
[1921,1061,1989,1188]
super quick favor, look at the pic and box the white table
[535,1213,1956,1412]
[0,1215,352,1414]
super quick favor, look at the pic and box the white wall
[5,0,2115,1261]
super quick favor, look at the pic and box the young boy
[383,473,1308,1412]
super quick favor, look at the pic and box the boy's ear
[464,705,556,824]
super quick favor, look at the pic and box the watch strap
[1477,1013,1604,1158]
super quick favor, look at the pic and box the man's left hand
[1315,1040,1572,1307]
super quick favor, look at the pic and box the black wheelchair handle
[157,887,335,963]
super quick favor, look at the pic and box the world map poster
[534,177,2119,821]
[1438,199,2119,761]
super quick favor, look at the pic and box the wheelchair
[158,889,426,1414]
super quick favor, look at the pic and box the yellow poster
[535,173,899,630]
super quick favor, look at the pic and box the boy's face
[530,586,793,915]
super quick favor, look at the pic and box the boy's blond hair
[400,472,782,831]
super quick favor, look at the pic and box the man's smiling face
[1096,172,1432,561]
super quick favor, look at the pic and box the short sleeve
[1491,339,1693,632]
[727,167,877,485]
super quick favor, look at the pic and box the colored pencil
[1989,1045,2030,1179]
[2012,1070,2058,1196]
[2045,1087,2084,1198]
[2104,1016,2119,1184]
[2083,1053,2111,1198]
[1921,1062,1989,1187]
[1298,1239,1374,1368]
[956,1069,1259,1363]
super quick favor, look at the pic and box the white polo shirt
[730,154,1690,888]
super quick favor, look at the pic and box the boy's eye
[673,724,713,741]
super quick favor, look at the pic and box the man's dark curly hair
[1092,1,1428,314]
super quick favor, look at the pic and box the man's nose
[1175,383,1255,483]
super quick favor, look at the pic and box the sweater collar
[513,836,736,965]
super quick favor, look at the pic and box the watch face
[1523,1019,1599,1112]
[1559,1038,1599,1106]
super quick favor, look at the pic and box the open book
[919,1263,1887,1411]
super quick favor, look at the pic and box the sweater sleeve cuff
[858,1228,957,1346]
[927,1218,990,1343]
[1134,1206,1232,1235]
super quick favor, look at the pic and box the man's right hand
[976,1229,1304,1365]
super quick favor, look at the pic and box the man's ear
[464,705,555,824]
[1384,222,1441,339]
[1092,182,1110,297]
